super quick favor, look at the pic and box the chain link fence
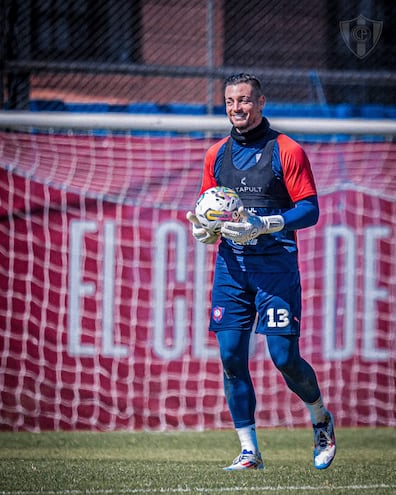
[1,0,395,112]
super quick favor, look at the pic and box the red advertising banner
[0,132,395,431]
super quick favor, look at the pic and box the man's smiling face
[224,82,265,134]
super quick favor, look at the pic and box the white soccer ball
[195,186,243,232]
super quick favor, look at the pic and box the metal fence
[1,0,395,111]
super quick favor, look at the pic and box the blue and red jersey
[198,118,318,267]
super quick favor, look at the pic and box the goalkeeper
[187,73,336,471]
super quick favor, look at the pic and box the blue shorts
[209,251,301,336]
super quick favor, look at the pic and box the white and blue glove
[221,207,284,245]
[186,211,220,244]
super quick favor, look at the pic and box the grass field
[0,427,395,495]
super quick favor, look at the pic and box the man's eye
[225,99,250,105]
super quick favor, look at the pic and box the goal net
[1,112,395,431]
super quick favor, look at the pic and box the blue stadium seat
[166,103,207,115]
[127,102,162,114]
[108,104,129,113]
[333,104,357,118]
[213,105,226,115]
[265,103,332,118]
[65,102,109,113]
[30,99,66,111]
[385,106,396,118]
[360,104,387,119]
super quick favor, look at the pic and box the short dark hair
[224,73,263,96]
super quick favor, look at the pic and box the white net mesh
[0,119,395,431]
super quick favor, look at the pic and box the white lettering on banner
[68,220,97,356]
[323,225,390,361]
[324,225,356,360]
[153,221,187,359]
[153,221,218,360]
[193,242,218,359]
[68,220,128,358]
[102,221,128,358]
[363,226,390,360]
[67,219,391,361]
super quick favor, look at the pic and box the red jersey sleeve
[277,134,317,203]
[198,137,228,195]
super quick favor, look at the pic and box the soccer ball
[195,186,243,232]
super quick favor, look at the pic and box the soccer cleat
[313,411,336,470]
[223,449,264,470]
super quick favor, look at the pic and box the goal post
[0,110,395,135]
[1,112,395,431]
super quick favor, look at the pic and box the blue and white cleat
[313,411,336,469]
[223,449,264,470]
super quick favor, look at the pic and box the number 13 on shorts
[256,297,300,336]
[266,307,290,328]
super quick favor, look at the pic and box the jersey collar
[230,118,270,145]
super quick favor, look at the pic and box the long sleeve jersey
[199,118,319,269]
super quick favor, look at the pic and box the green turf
[0,428,395,494]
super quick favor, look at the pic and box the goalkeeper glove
[221,207,284,245]
[186,211,220,244]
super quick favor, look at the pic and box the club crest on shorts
[212,306,225,323]
[339,14,383,59]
